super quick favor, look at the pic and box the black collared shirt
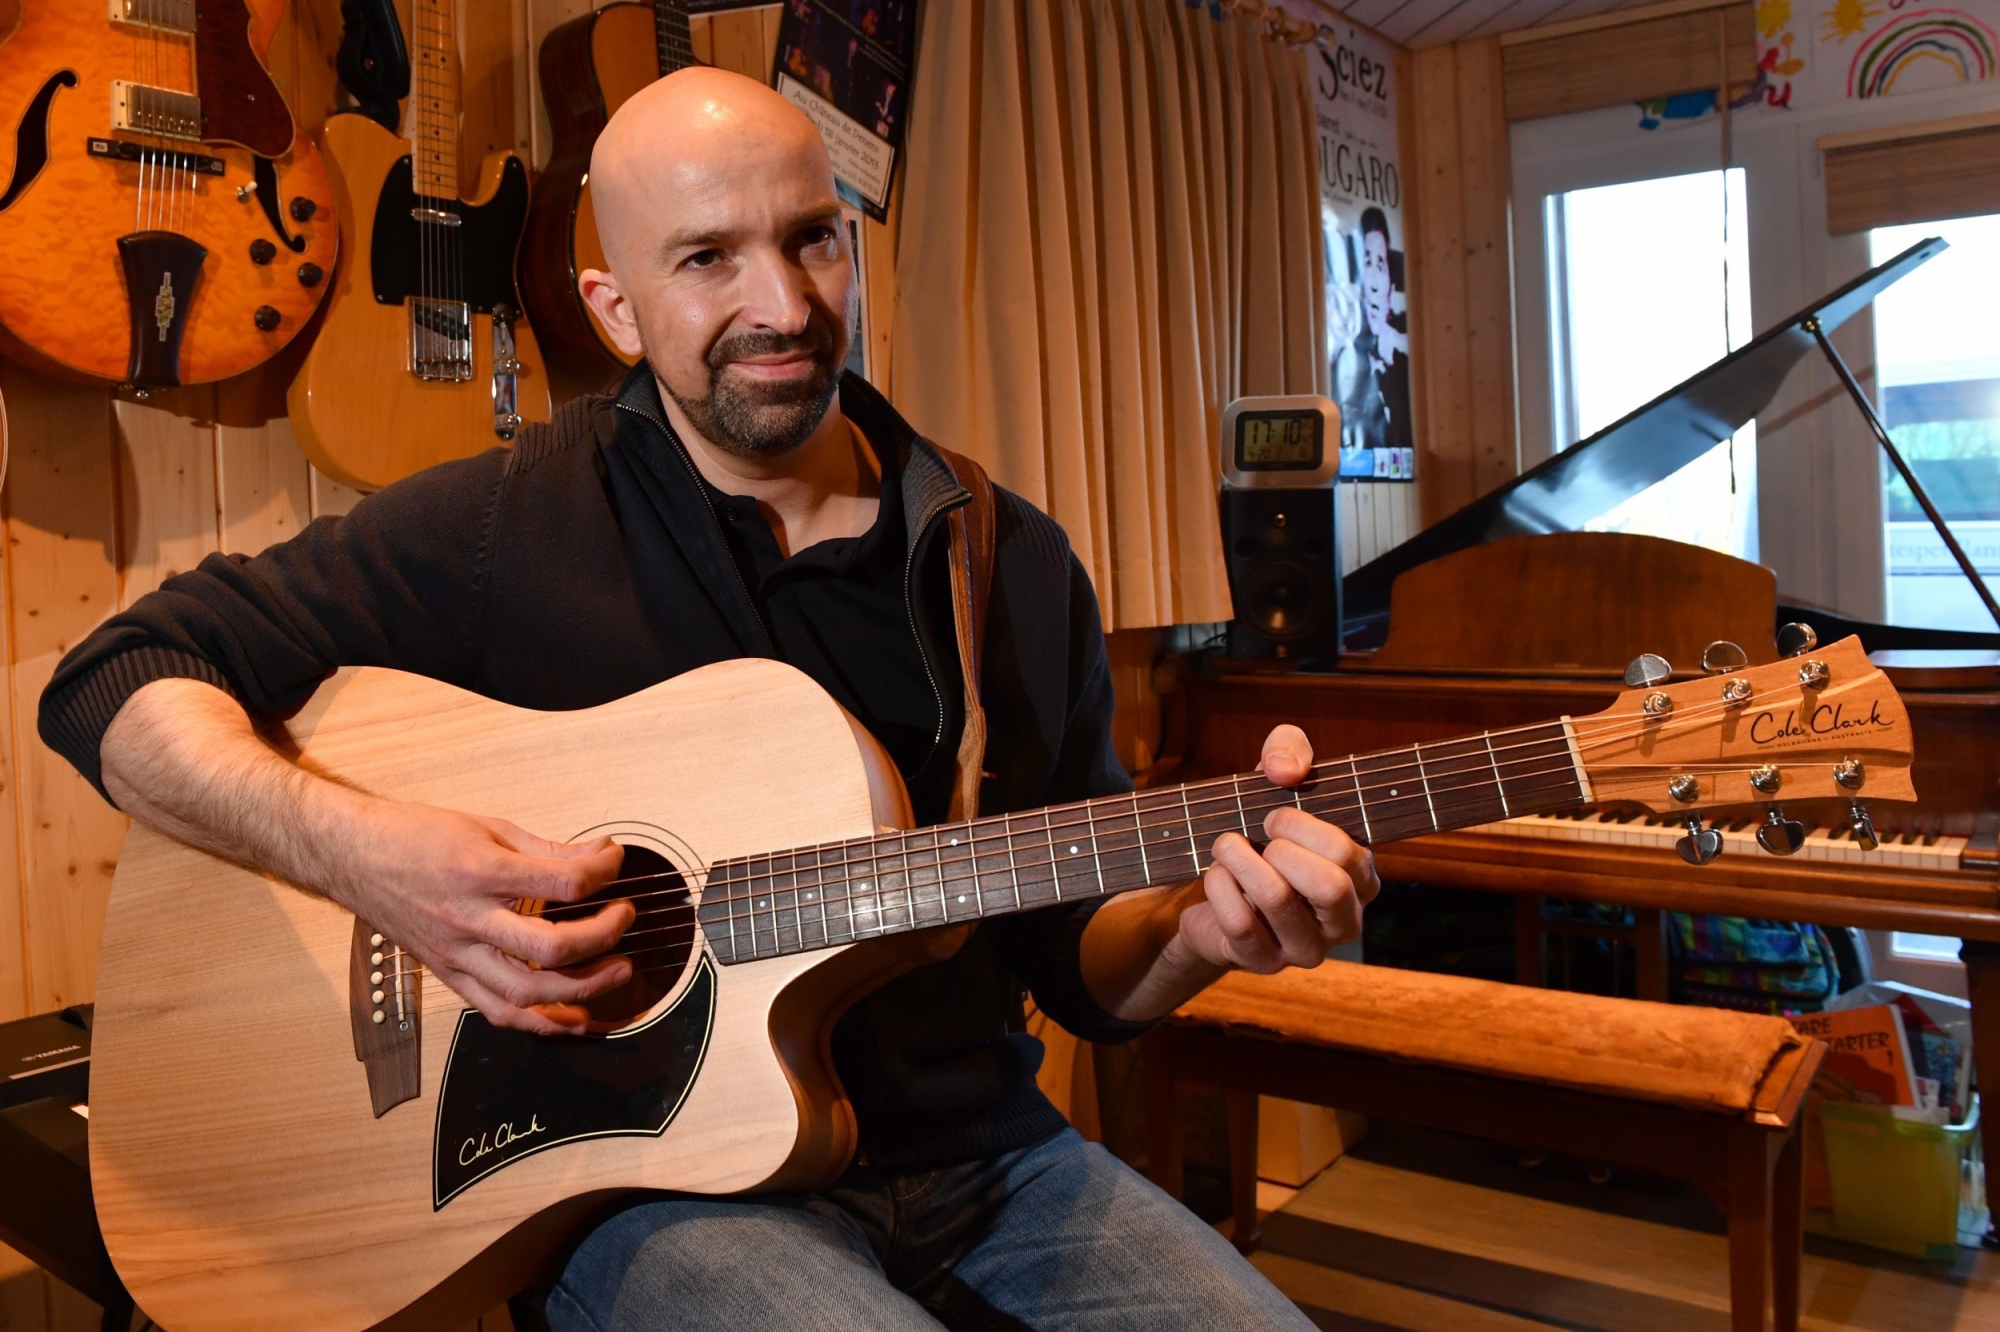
[701,437,949,823]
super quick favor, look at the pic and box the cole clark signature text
[459,1115,547,1167]
[1750,700,1894,745]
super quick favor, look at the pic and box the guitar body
[518,3,655,389]
[91,659,937,1330]
[0,0,337,385]
[287,113,551,491]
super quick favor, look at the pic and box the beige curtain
[891,0,1324,630]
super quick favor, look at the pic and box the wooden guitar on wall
[518,0,696,391]
[0,0,338,387]
[88,635,1913,1328]
[286,0,550,492]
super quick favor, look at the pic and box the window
[1544,167,1753,556]
[1869,215,2000,629]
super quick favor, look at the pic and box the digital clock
[1220,396,1340,489]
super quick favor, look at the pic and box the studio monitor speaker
[1222,487,1340,663]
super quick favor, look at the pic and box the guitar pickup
[88,138,223,176]
[110,80,201,142]
[109,0,195,33]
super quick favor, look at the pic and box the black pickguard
[369,146,529,312]
[431,955,715,1209]
[1,70,76,214]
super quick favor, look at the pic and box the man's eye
[685,249,722,269]
[803,226,838,247]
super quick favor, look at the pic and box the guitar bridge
[349,918,422,1117]
[110,81,201,141]
[409,297,473,381]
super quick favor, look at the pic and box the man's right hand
[325,800,633,1035]
[101,678,637,1037]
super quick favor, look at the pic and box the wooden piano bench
[1142,962,1826,1332]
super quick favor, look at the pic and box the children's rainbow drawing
[1847,8,1998,97]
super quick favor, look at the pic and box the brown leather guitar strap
[934,447,996,822]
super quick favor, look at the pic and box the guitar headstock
[1573,632,1913,852]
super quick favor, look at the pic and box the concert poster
[1312,23,1416,482]
[771,0,918,222]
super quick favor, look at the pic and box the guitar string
[531,675,1868,925]
[540,750,1789,935]
[544,672,1825,910]
[556,679,1818,906]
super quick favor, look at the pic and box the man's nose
[739,251,816,334]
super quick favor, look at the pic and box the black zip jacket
[40,367,1150,1167]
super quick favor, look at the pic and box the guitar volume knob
[248,238,276,265]
[297,262,323,287]
[289,196,317,222]
[253,305,281,332]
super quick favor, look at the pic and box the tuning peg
[1755,807,1808,856]
[1700,641,1748,675]
[1849,802,1879,852]
[1623,653,1672,687]
[1676,815,1723,866]
[1777,622,1819,658]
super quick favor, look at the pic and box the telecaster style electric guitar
[286,0,550,492]
[90,637,1913,1329]
[518,0,696,390]
[0,0,337,387]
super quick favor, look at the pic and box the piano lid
[1341,236,1950,635]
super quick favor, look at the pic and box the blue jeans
[548,1128,1312,1330]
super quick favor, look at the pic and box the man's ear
[578,269,647,360]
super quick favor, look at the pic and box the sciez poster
[772,0,917,222]
[1312,25,1415,482]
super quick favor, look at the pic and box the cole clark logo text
[1750,700,1895,746]
[459,1114,547,1168]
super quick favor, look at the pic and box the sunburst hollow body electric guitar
[89,637,1914,1329]
[518,0,695,390]
[287,0,550,492]
[0,0,338,386]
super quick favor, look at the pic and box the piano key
[1465,813,1970,871]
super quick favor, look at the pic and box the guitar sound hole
[535,844,694,1028]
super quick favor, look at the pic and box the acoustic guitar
[88,638,1912,1329]
[286,0,550,492]
[0,0,337,387]
[517,0,696,391]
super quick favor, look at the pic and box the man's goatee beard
[666,317,847,459]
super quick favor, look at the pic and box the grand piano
[1169,238,2000,1196]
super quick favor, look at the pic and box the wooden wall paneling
[1453,38,1516,499]
[217,367,315,555]
[272,0,346,134]
[704,4,780,79]
[115,390,221,607]
[0,364,128,1015]
[310,466,367,519]
[1407,44,1473,526]
[0,396,20,1022]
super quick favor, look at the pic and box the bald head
[577,67,856,462]
[590,68,834,276]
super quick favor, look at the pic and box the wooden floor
[1251,1124,2000,1332]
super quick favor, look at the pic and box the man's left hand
[1175,725,1380,973]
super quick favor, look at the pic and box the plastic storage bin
[1811,1096,1986,1259]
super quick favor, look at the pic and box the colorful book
[1788,1004,1918,1107]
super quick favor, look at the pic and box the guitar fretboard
[696,722,1588,965]
[410,0,461,199]
[656,0,696,76]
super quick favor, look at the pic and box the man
[41,70,1376,1329]
[1355,206,1412,453]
